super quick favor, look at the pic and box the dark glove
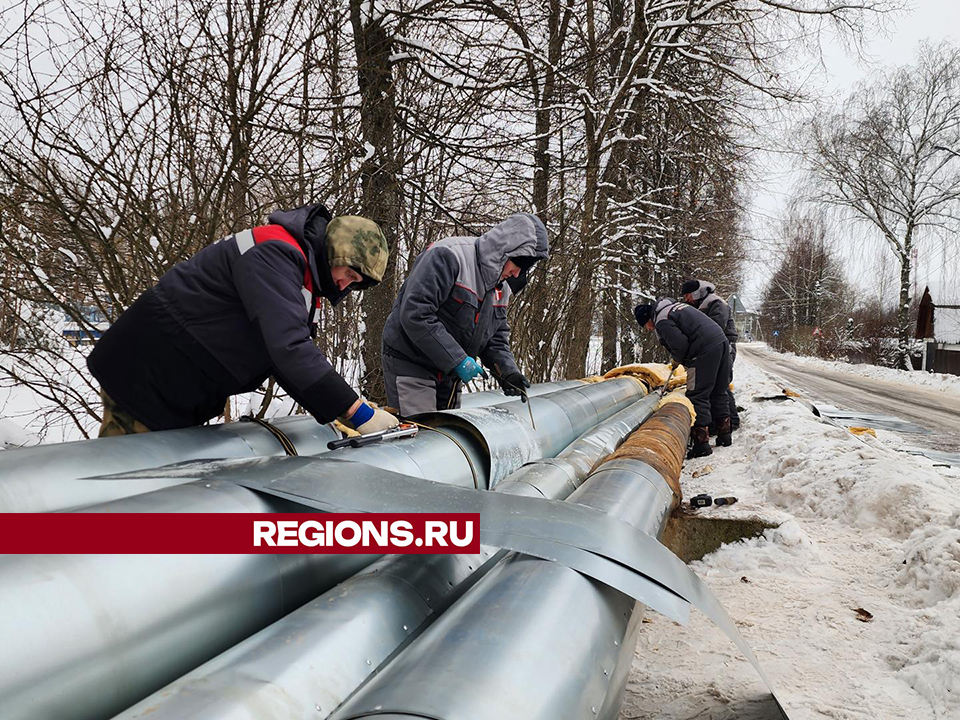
[498,371,531,396]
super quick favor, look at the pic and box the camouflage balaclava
[325,216,389,289]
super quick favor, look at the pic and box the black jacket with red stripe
[87,204,359,430]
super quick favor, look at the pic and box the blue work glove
[341,401,399,434]
[455,357,484,382]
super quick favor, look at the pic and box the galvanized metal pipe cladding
[0,378,651,720]
[109,394,665,720]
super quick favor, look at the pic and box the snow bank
[622,353,960,719]
[750,343,960,397]
[749,401,956,539]
[891,512,960,717]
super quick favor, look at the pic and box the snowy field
[621,355,960,719]
[749,344,960,397]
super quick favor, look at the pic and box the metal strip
[231,459,699,600]
[223,460,787,717]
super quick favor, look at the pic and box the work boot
[687,425,712,459]
[731,417,741,431]
[716,417,733,447]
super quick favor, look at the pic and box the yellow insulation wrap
[602,362,687,391]
[598,402,692,501]
[657,390,696,427]
[578,376,608,384]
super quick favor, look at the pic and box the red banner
[0,513,481,554]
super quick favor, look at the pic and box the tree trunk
[350,0,401,403]
[600,280,618,372]
[896,234,913,370]
[562,0,598,380]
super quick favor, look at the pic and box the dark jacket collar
[268,203,349,305]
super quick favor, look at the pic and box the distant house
[728,295,759,341]
[62,306,109,347]
[917,287,960,375]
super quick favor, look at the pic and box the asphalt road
[739,344,960,454]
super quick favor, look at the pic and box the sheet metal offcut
[224,459,789,718]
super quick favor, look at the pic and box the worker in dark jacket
[635,298,731,457]
[681,279,740,430]
[87,203,398,437]
[381,213,549,415]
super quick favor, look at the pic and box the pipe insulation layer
[110,394,661,720]
[0,384,566,513]
[0,379,646,720]
[330,403,692,720]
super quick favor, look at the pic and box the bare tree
[805,42,960,368]
[760,207,851,357]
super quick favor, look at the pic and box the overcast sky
[742,0,960,309]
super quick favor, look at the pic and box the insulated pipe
[415,377,645,485]
[0,380,648,720]
[494,392,662,498]
[0,382,583,514]
[112,548,508,720]
[86,378,646,494]
[0,416,338,513]
[459,379,584,407]
[330,403,691,720]
[109,395,660,720]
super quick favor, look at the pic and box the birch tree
[806,42,960,367]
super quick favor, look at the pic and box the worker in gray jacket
[682,279,740,430]
[381,213,549,415]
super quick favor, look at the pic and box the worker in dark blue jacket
[681,279,740,430]
[635,298,731,457]
[381,214,548,415]
[87,204,397,437]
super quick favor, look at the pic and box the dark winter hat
[680,279,700,296]
[634,303,655,327]
[509,255,538,271]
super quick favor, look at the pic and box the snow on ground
[750,343,960,397]
[0,353,96,447]
[0,350,316,449]
[621,355,960,720]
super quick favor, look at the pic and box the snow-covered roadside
[620,355,960,720]
[748,343,960,397]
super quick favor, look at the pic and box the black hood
[268,203,349,305]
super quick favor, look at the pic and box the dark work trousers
[685,340,732,428]
[382,346,461,417]
[728,343,740,425]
